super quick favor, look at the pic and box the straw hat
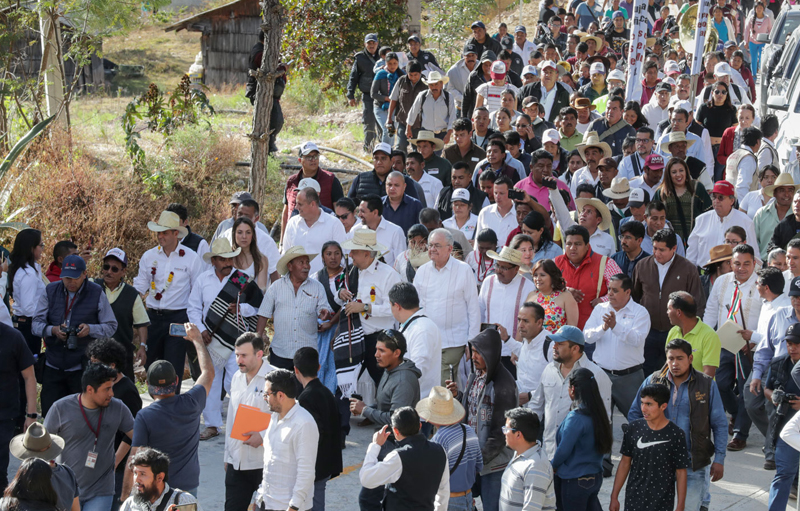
[276,246,318,276]
[416,386,466,426]
[341,228,389,254]
[570,97,596,111]
[202,238,242,264]
[576,197,613,231]
[10,423,64,461]
[408,250,431,269]
[704,244,733,267]
[147,211,188,238]
[580,34,603,48]
[602,177,632,200]
[409,130,445,151]
[422,70,450,85]
[660,130,696,153]
[765,172,800,197]
[486,246,529,269]
[577,131,613,161]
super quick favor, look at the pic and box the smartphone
[169,323,187,337]
[508,189,526,201]
[173,504,197,511]
[543,178,558,190]
[480,323,498,332]
[351,393,363,401]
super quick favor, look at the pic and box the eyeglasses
[515,123,530,129]
[302,154,320,161]
[713,89,728,96]
[617,234,637,241]
[724,238,742,246]
[635,138,651,143]
[335,213,352,220]
[501,426,518,434]
[103,264,123,273]
[495,263,517,272]
[428,243,449,250]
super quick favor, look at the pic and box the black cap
[655,82,672,93]
[790,276,800,297]
[463,42,478,56]
[785,323,800,344]
[147,360,178,395]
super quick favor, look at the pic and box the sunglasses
[713,89,728,95]
[103,264,123,273]
[335,213,351,220]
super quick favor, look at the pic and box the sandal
[199,427,219,441]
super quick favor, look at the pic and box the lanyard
[77,395,104,451]
[64,292,79,322]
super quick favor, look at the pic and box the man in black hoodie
[446,329,518,511]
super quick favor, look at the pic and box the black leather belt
[603,364,643,377]
[147,308,186,316]
[13,316,30,323]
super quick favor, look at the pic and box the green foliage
[281,0,410,94]
[0,116,55,180]
[424,0,496,69]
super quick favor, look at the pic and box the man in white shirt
[686,180,760,267]
[356,195,407,267]
[628,153,665,199]
[223,333,275,511]
[656,107,706,165]
[618,127,655,180]
[513,25,537,66]
[758,115,780,171]
[475,176,517,249]
[132,210,204,389]
[529,325,612,457]
[443,188,479,241]
[407,152,444,208]
[256,369,319,511]
[641,82,672,130]
[446,43,479,113]
[514,302,552,409]
[479,247,536,376]
[188,238,259,440]
[569,132,610,198]
[219,198,280,283]
[414,228,480,386]
[405,73,457,144]
[584,274,651,420]
[548,181,616,256]
[282,188,346,274]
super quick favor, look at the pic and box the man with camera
[33,254,118,417]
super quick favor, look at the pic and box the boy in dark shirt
[610,384,689,511]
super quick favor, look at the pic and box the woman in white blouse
[739,165,778,220]
[231,217,270,291]
[8,228,46,357]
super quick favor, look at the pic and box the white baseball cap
[672,99,692,112]
[373,142,393,156]
[590,62,606,75]
[522,65,538,77]
[538,60,558,72]
[664,60,680,75]
[299,141,320,156]
[607,69,626,83]
[298,178,321,193]
[104,248,128,267]
[451,188,471,203]
[542,129,560,145]
[713,62,732,76]
[628,188,649,206]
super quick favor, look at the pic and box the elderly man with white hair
[413,228,480,386]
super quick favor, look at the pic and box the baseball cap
[786,323,800,342]
[147,360,179,395]
[672,99,692,111]
[790,280,800,299]
[229,191,253,204]
[451,188,471,204]
[539,60,558,72]
[645,154,665,170]
[471,21,486,29]
[590,62,605,75]
[597,157,618,169]
[546,325,585,346]
[298,178,321,193]
[463,43,479,56]
[628,188,650,208]
[408,34,422,44]
[607,69,626,83]
[490,61,507,80]
[542,129,560,145]
[480,50,497,64]
[299,141,320,156]
[373,142,393,156]
[522,96,541,109]
[663,76,676,86]
[612,10,625,18]
[522,65,538,77]
[364,33,378,43]
[104,248,128,267]
[61,255,86,279]
[655,82,672,93]
[711,181,735,196]
[724,40,737,49]
[714,62,732,76]
[514,25,526,34]
[664,60,680,75]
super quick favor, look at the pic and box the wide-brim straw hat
[408,251,430,270]
[416,386,466,426]
[409,130,445,151]
[147,211,188,238]
[704,244,733,267]
[422,70,450,85]
[602,177,632,200]
[10,423,64,461]
[276,245,318,276]
[341,228,389,254]
[486,246,529,270]
[577,131,613,161]
[202,237,242,264]
[576,197,613,231]
[765,172,800,197]
[660,130,695,153]
[580,34,603,48]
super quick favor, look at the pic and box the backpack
[411,90,451,130]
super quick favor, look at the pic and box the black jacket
[767,214,800,254]
[465,36,503,64]
[405,50,439,69]
[297,379,343,481]
[462,69,490,120]
[347,49,380,99]
[518,82,571,123]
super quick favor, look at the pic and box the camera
[386,122,396,137]
[773,388,798,418]
[61,326,80,350]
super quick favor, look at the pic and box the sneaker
[764,460,777,470]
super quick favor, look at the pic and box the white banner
[691,0,713,75]
[625,0,649,104]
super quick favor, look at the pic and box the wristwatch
[26,412,38,419]
[363,303,369,312]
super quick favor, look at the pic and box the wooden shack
[165,0,262,88]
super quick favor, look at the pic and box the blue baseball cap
[514,25,526,34]
[546,325,585,346]
[364,33,378,43]
[61,255,86,279]
[471,21,486,29]
[612,10,625,19]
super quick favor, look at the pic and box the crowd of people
[3,0,800,510]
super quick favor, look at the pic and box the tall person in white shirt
[479,247,536,379]
[514,302,552,408]
[256,369,319,511]
[187,238,259,441]
[475,176,517,250]
[282,188,346,274]
[356,195,407,268]
[132,211,204,390]
[8,228,47,359]
[406,152,444,208]
[414,228,480,387]
[223,333,275,511]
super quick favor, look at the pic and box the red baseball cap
[711,181,735,196]
[644,154,664,170]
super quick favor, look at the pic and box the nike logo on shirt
[637,438,670,449]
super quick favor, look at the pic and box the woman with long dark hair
[0,458,59,510]
[521,211,563,262]
[231,217,269,291]
[551,367,613,511]
[623,101,646,130]
[652,157,712,248]
[696,80,738,181]
[530,259,578,332]
[8,229,46,357]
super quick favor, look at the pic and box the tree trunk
[249,0,284,203]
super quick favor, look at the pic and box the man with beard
[120,448,199,511]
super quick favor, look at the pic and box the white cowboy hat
[576,197,613,231]
[486,246,529,269]
[577,131,612,161]
[422,71,450,85]
[202,238,242,264]
[10,423,64,461]
[602,177,632,200]
[409,130,445,151]
[147,211,188,238]
[765,172,800,197]
[341,228,389,254]
[276,245,318,276]
[660,130,696,154]
[416,386,466,426]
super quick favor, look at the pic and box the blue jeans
[749,41,765,76]
[80,494,114,511]
[312,477,330,511]
[554,472,603,511]
[447,492,473,511]
[684,464,710,511]
[395,122,409,153]
[373,105,392,146]
[475,471,503,511]
[769,438,800,511]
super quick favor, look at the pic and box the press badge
[86,451,98,468]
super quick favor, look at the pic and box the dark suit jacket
[297,379,343,481]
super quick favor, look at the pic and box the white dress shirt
[400,308,442,398]
[752,292,791,349]
[784,269,799,294]
[335,259,400,335]
[224,360,277,470]
[443,213,479,241]
[628,175,663,199]
[549,187,616,257]
[445,59,473,107]
[414,257,480,349]
[529,353,612,457]
[685,208,760,267]
[282,211,346,274]
[415,172,444,209]
[569,166,599,198]
[656,254,675,287]
[517,329,553,400]
[359,441,450,510]
[132,244,204,310]
[369,219,407,268]
[583,298,651,370]
[641,103,669,131]
[11,263,46,317]
[476,203,517,250]
[479,274,536,357]
[187,269,258,331]
[257,403,319,511]
[702,272,762,337]
[513,40,537,66]
[221,227,279,276]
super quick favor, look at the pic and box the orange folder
[230,404,271,440]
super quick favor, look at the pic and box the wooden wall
[202,16,262,88]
